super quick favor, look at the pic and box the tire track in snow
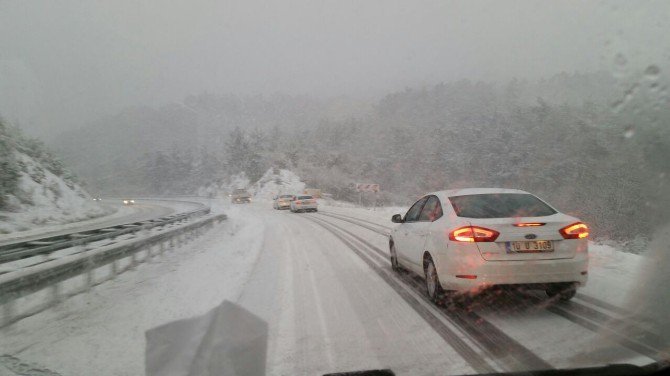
[302,215,500,374]
[309,214,553,372]
[524,294,667,362]
[287,212,456,374]
[575,293,631,316]
[314,211,665,366]
[318,211,391,234]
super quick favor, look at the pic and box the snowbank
[249,168,306,200]
[196,172,251,198]
[0,152,113,234]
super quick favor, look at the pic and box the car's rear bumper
[438,252,588,292]
[292,204,317,211]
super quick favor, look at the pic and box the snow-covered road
[0,201,663,375]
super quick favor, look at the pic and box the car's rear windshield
[297,196,313,200]
[449,193,557,218]
[280,195,293,198]
[233,189,247,193]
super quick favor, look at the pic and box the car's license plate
[507,240,553,253]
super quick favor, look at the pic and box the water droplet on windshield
[611,83,638,112]
[624,125,635,139]
[614,54,627,66]
[645,65,660,78]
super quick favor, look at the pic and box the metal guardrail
[0,212,227,327]
[0,203,210,263]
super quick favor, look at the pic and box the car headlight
[123,200,128,204]
[130,200,135,203]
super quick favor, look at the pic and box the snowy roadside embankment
[0,152,113,235]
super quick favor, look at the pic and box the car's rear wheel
[424,256,445,305]
[546,283,577,301]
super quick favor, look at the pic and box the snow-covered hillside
[197,168,306,201]
[250,168,306,200]
[0,151,112,234]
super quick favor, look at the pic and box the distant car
[290,195,317,213]
[93,197,102,201]
[122,199,135,205]
[273,194,295,210]
[230,189,251,204]
[389,188,589,304]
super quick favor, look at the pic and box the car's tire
[390,242,401,273]
[560,287,577,301]
[424,256,446,305]
[546,283,577,301]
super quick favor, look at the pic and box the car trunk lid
[471,214,578,261]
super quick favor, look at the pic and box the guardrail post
[160,241,166,255]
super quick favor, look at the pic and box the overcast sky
[0,0,667,136]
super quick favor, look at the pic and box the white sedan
[290,195,318,213]
[389,188,589,304]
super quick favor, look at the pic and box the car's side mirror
[391,214,404,223]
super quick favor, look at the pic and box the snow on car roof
[430,188,531,200]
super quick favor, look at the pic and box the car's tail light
[449,226,500,242]
[295,200,302,204]
[513,222,545,227]
[559,222,589,239]
[455,274,477,279]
